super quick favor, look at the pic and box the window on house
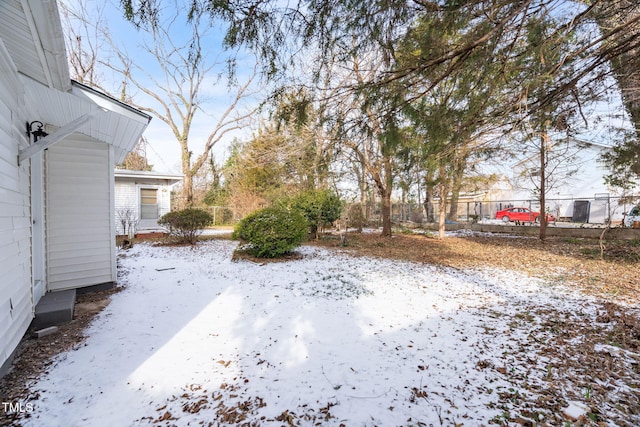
[140,188,158,219]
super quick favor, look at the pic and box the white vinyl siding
[114,181,137,207]
[0,53,33,369]
[114,181,138,235]
[46,137,115,291]
[1,2,150,371]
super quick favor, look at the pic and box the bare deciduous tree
[59,0,107,88]
[64,1,262,206]
[107,7,260,206]
[60,0,154,172]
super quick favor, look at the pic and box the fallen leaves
[0,287,121,424]
[312,232,639,304]
[145,379,344,427]
[3,233,639,426]
[479,302,640,425]
[153,410,175,423]
[216,359,232,368]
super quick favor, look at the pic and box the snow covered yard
[17,240,640,426]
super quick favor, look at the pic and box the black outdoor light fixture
[26,120,48,142]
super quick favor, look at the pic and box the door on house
[31,152,46,305]
[139,188,159,230]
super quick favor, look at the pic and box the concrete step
[32,289,76,330]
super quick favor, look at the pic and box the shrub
[233,206,308,258]
[158,208,213,244]
[288,189,343,238]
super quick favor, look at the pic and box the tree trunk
[423,195,435,223]
[423,169,436,223]
[401,186,407,222]
[358,187,366,233]
[380,155,393,237]
[539,133,547,241]
[359,171,367,231]
[437,194,447,239]
[374,154,394,237]
[437,163,448,239]
[180,139,195,207]
[380,188,392,237]
[594,3,640,140]
[448,194,459,222]
[182,172,194,208]
[448,160,465,222]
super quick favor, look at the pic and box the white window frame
[138,186,161,221]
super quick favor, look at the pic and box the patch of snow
[201,228,234,236]
[18,241,633,426]
[563,400,590,420]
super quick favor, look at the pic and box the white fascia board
[114,169,184,179]
[71,81,152,161]
[70,81,151,125]
[114,169,184,182]
[23,0,70,91]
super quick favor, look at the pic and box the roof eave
[114,169,184,183]
[22,0,70,90]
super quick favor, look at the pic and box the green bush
[158,208,213,244]
[288,189,343,238]
[233,206,308,258]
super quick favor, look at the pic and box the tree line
[66,0,640,239]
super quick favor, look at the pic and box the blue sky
[60,0,265,173]
[59,0,632,178]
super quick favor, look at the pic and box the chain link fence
[355,195,640,226]
[191,195,639,228]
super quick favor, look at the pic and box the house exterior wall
[0,43,34,372]
[114,180,138,235]
[46,136,115,291]
[1,1,150,376]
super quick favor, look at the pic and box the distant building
[508,137,627,223]
[114,169,183,236]
[444,137,639,224]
